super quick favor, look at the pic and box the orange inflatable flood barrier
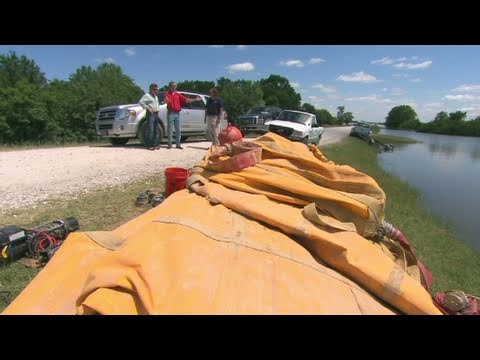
[3,133,442,315]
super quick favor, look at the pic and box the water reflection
[428,142,459,159]
[378,129,480,253]
[382,129,480,162]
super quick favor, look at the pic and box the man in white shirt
[138,83,161,150]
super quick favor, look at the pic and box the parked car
[96,91,209,146]
[350,122,372,139]
[265,110,324,145]
[233,106,282,134]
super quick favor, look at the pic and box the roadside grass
[2,134,479,312]
[0,140,111,152]
[0,173,167,311]
[371,134,418,144]
[321,136,480,296]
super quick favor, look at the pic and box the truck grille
[269,124,294,137]
[98,110,116,122]
[98,124,113,130]
[237,117,256,125]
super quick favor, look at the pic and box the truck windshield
[357,123,370,128]
[276,111,311,124]
[247,107,266,114]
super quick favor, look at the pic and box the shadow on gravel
[90,138,210,150]
[187,146,210,150]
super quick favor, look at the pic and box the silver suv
[350,122,372,139]
[96,91,210,145]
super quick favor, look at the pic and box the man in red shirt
[164,81,201,149]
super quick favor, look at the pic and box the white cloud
[94,57,116,64]
[452,84,480,92]
[237,45,247,51]
[312,83,336,93]
[444,94,479,101]
[290,82,300,88]
[226,62,255,73]
[280,59,305,68]
[411,78,421,83]
[425,102,443,108]
[393,60,432,70]
[327,94,340,100]
[337,71,381,83]
[124,47,136,56]
[306,96,325,106]
[460,107,476,112]
[382,87,388,92]
[344,94,392,103]
[209,45,225,48]
[371,57,394,65]
[308,95,324,102]
[308,57,325,64]
[372,56,425,66]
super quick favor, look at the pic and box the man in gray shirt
[139,83,161,150]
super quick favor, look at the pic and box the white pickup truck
[265,110,324,146]
[96,91,210,145]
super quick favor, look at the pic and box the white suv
[96,91,209,145]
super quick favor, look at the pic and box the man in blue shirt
[205,87,224,146]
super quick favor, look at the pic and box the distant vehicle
[233,106,282,134]
[350,122,372,139]
[96,91,209,146]
[265,110,324,145]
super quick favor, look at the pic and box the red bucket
[165,167,189,197]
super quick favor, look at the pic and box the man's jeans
[146,112,160,148]
[167,111,181,147]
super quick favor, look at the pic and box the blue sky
[1,45,480,122]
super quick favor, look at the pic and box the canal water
[377,129,480,253]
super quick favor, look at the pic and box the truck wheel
[316,134,322,146]
[110,138,129,146]
[302,136,309,145]
[139,121,164,146]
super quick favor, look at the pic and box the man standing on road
[205,87,224,146]
[138,83,161,150]
[164,81,201,149]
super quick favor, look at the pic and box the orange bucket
[165,167,189,197]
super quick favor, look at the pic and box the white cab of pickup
[265,110,324,146]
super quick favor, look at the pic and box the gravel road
[0,126,351,215]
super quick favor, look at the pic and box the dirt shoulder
[0,127,351,215]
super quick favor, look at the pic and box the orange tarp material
[3,133,442,315]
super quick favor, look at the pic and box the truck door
[311,116,321,141]
[181,94,207,133]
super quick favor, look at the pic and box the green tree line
[0,52,347,144]
[0,52,144,143]
[385,105,480,137]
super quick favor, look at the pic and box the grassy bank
[1,135,479,312]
